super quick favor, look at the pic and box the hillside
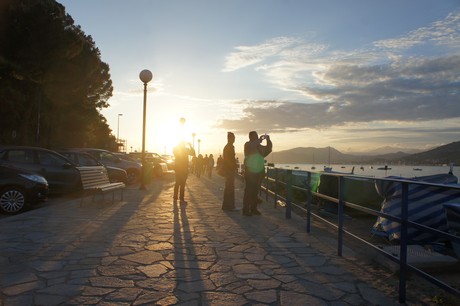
[267,141,460,165]
[399,141,460,165]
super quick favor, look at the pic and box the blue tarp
[373,174,460,243]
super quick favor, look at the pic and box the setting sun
[149,116,198,155]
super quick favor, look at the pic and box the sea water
[275,164,457,179]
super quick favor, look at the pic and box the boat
[373,169,460,243]
[413,168,423,171]
[377,165,391,170]
[444,203,460,257]
[323,146,332,172]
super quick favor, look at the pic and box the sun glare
[149,117,196,155]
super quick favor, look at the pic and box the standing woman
[208,154,215,178]
[222,132,239,211]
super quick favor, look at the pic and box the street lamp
[179,117,186,140]
[192,133,196,149]
[139,69,153,190]
[117,113,123,143]
[197,139,201,155]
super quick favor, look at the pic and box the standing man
[243,131,272,216]
[222,132,239,211]
[173,141,195,205]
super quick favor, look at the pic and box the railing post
[265,168,269,201]
[286,169,292,219]
[399,181,409,304]
[337,176,344,257]
[274,168,278,208]
[306,172,312,233]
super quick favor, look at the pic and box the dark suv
[70,148,142,184]
[58,150,128,183]
[0,146,80,194]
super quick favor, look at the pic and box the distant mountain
[347,146,423,156]
[267,141,460,166]
[398,141,460,165]
[270,146,355,164]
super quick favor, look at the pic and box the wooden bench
[77,166,125,205]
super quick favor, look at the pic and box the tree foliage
[0,0,116,149]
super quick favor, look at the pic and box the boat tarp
[373,174,460,243]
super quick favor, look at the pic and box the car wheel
[126,169,138,184]
[0,186,28,214]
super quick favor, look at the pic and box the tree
[0,0,114,148]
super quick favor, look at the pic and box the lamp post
[192,133,196,149]
[139,69,153,190]
[179,117,186,140]
[117,113,123,143]
[197,139,201,155]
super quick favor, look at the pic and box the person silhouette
[173,141,195,205]
[222,132,239,211]
[242,131,272,216]
[208,154,215,178]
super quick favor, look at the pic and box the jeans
[243,171,262,213]
[222,171,235,209]
[174,171,188,201]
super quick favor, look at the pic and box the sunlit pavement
[0,174,436,305]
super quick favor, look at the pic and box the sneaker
[251,210,261,215]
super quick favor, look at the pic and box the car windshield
[100,152,120,162]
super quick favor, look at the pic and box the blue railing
[260,167,460,303]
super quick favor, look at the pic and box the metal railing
[259,167,460,303]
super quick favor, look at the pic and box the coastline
[274,163,456,179]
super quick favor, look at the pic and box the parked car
[161,154,175,171]
[0,146,81,194]
[0,165,49,214]
[70,148,141,184]
[58,151,128,183]
[0,166,49,214]
[121,152,169,177]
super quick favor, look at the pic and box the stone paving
[0,174,440,305]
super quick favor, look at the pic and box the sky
[59,0,460,157]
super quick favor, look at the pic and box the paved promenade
[0,174,441,305]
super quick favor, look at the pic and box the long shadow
[0,175,174,302]
[179,174,406,304]
[172,196,212,300]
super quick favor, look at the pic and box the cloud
[374,10,460,50]
[220,10,460,136]
[222,36,322,72]
[218,55,460,133]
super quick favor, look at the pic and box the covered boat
[444,203,460,256]
[373,173,460,243]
